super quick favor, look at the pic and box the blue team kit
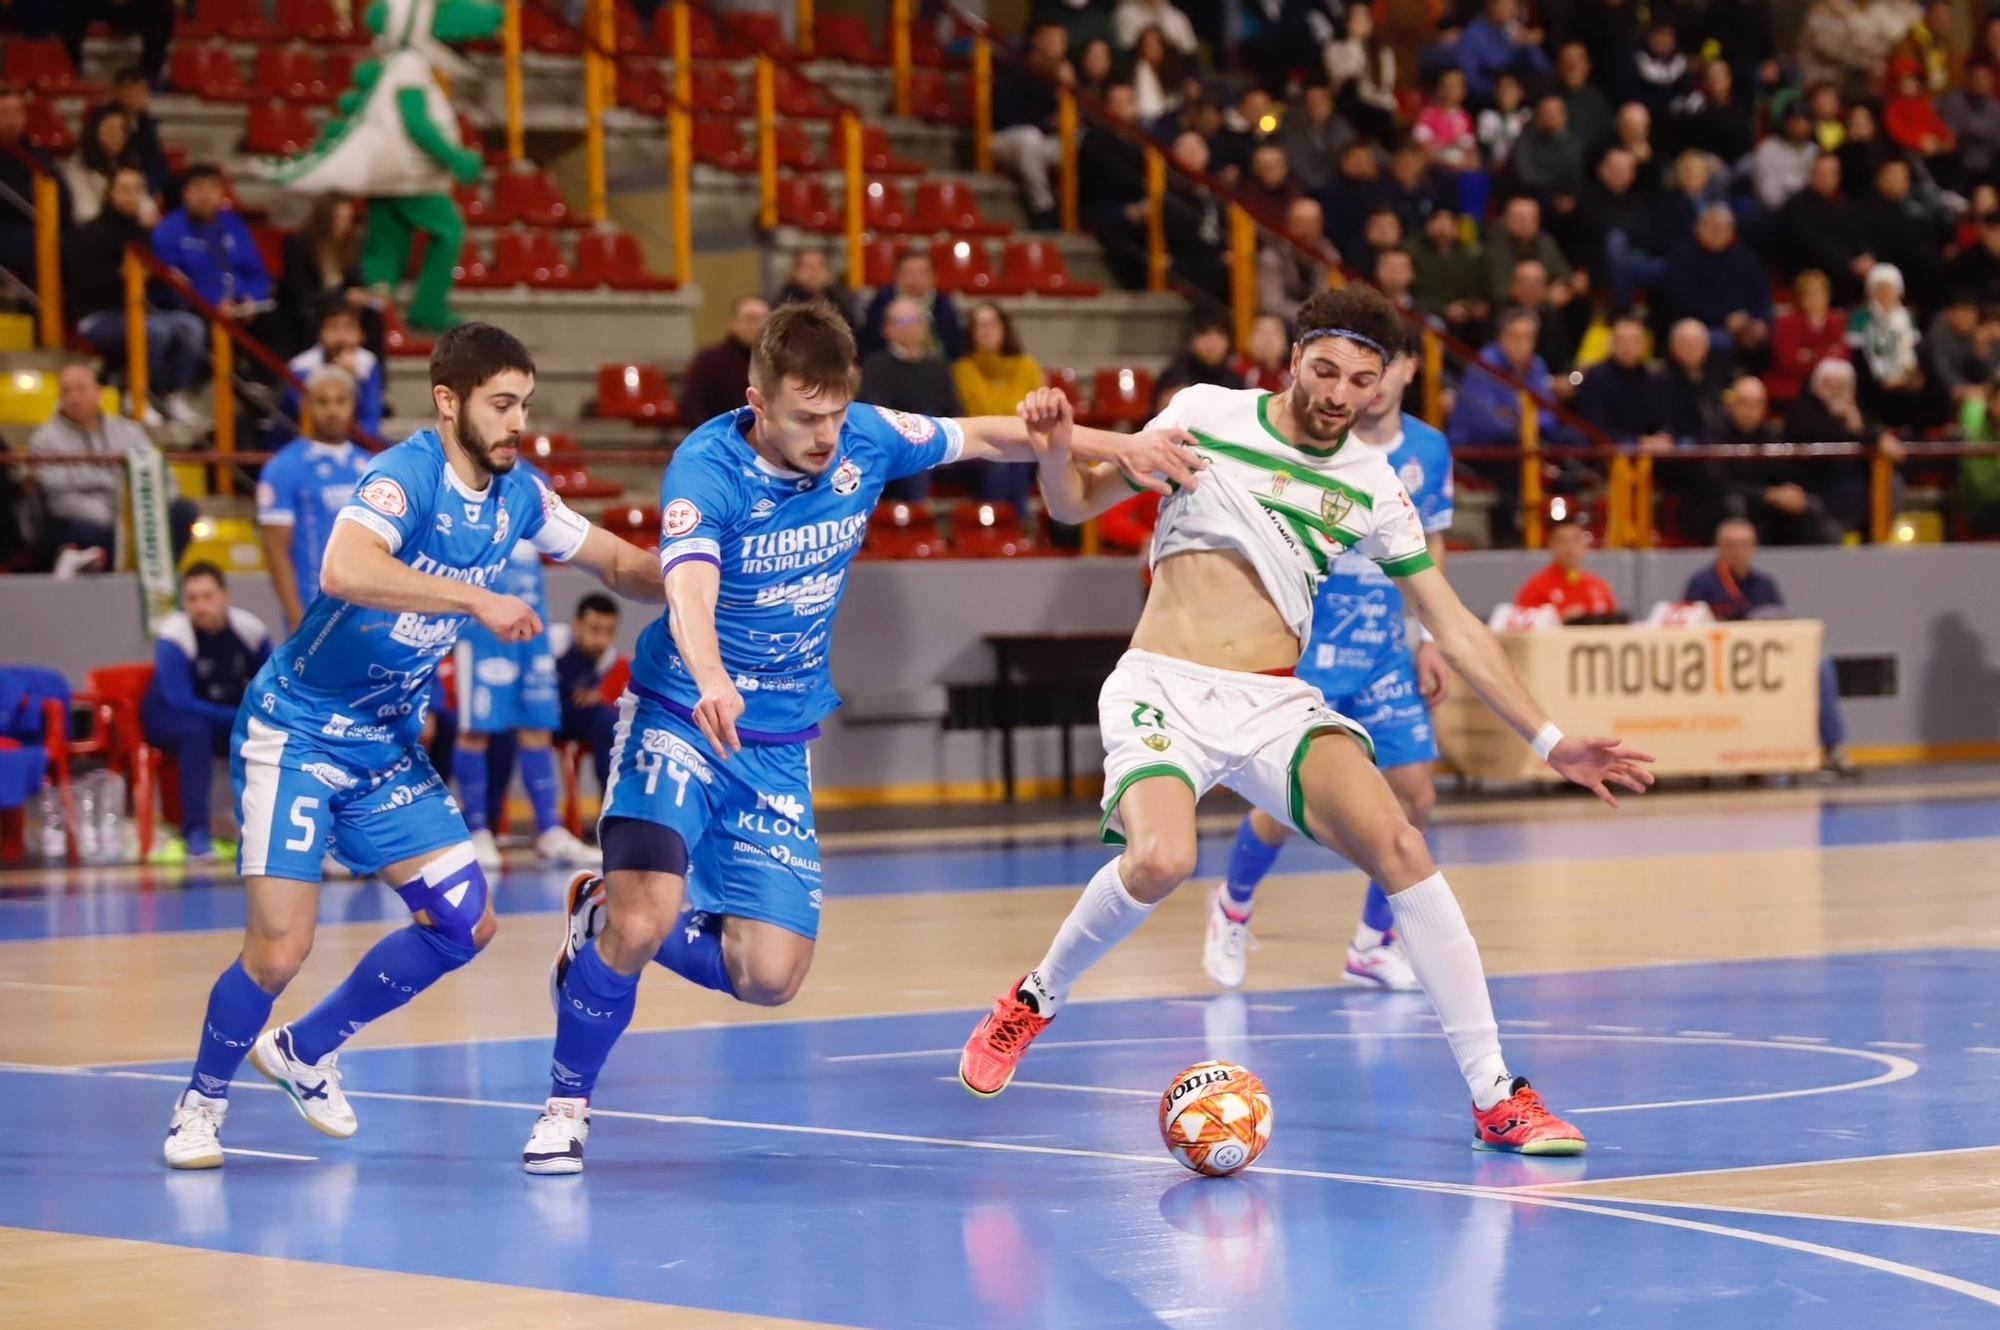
[233,430,589,882]
[1299,415,1455,771]
[255,438,371,615]
[600,404,966,939]
[456,461,562,735]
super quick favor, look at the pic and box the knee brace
[394,842,489,961]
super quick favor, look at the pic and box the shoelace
[1501,1088,1555,1125]
[984,1003,1044,1055]
[180,1102,224,1135]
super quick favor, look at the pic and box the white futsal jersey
[1144,385,1435,645]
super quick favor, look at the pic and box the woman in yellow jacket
[953,301,1044,515]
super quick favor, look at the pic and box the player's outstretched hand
[1019,387,1074,457]
[477,593,543,643]
[693,677,745,757]
[1415,640,1449,704]
[1549,735,1656,809]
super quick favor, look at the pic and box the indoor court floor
[4,773,2000,1329]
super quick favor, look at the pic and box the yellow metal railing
[582,0,608,222]
[971,35,992,173]
[794,0,814,56]
[123,252,150,412]
[1056,88,1078,233]
[891,0,912,117]
[756,55,778,231]
[669,105,692,279]
[1421,328,1442,428]
[672,2,691,104]
[843,112,865,284]
[1227,204,1257,350]
[1870,452,1895,545]
[503,0,525,163]
[1520,393,1543,550]
[1144,147,1167,293]
[34,174,62,348]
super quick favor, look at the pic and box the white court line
[828,1032,1919,1117]
[0,978,97,992]
[1771,1035,1832,1044]
[1675,1030,1734,1038]
[1510,1141,2000,1192]
[1517,1191,2000,1240]
[2,1060,1995,1312]
[1586,1025,1644,1034]
[1868,1042,1925,1051]
[221,1147,317,1162]
[1964,1047,2000,1056]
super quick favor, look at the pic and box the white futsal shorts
[1096,648,1374,844]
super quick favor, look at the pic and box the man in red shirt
[1514,520,1621,621]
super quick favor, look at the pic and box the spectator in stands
[153,165,274,325]
[1555,42,1614,155]
[1237,0,1344,92]
[1408,206,1489,343]
[1161,313,1246,394]
[1659,205,1772,362]
[863,298,963,501]
[1036,0,1118,52]
[1560,0,1641,85]
[1211,86,1277,181]
[42,0,175,89]
[1857,158,1945,311]
[1317,141,1384,261]
[63,167,208,426]
[772,246,859,332]
[680,295,768,425]
[1449,308,1579,541]
[1360,208,1406,277]
[1239,143,1303,222]
[1836,103,1892,201]
[277,194,372,358]
[1780,154,1875,306]
[1413,70,1478,174]
[1658,317,1727,443]
[61,108,151,228]
[1483,197,1576,310]
[1702,374,1845,546]
[1609,100,1658,177]
[1127,26,1188,122]
[1571,147,1656,307]
[1323,5,1398,143]
[285,301,385,440]
[1883,59,1955,165]
[1848,263,1934,427]
[1749,100,1820,212]
[1682,518,1854,774]
[1238,314,1293,392]
[1455,0,1551,103]
[1785,357,1903,535]
[557,591,623,796]
[1768,270,1850,406]
[1077,82,1151,287]
[1504,258,1586,374]
[991,21,1072,232]
[0,85,62,292]
[1274,83,1351,192]
[1808,81,1848,153]
[1113,0,1197,53]
[1375,248,1419,316]
[1258,198,1335,324]
[1939,62,2000,194]
[1651,149,1727,265]
[1930,296,2000,412]
[1075,37,1117,100]
[1622,22,1689,117]
[257,365,367,634]
[1800,0,1920,95]
[1951,213,2000,311]
[1477,75,1531,171]
[1669,59,1754,164]
[140,562,270,863]
[1573,314,1672,450]
[1513,97,1586,212]
[1380,141,1452,236]
[953,301,1044,511]
[28,363,196,568]
[1162,131,1230,304]
[1514,520,1621,621]
[861,250,963,361]
[104,68,168,196]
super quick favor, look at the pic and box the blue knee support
[393,842,489,960]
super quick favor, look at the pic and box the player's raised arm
[952,404,1205,497]
[1018,388,1151,523]
[1396,563,1654,807]
[558,525,668,604]
[321,517,541,641]
[663,558,743,756]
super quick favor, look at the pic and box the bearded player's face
[1287,338,1383,443]
[453,369,534,477]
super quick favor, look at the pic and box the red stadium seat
[277,0,369,43]
[546,464,622,500]
[653,5,735,58]
[727,11,792,59]
[602,504,662,550]
[815,15,886,65]
[912,182,1007,236]
[777,176,841,232]
[325,50,363,90]
[1091,367,1156,426]
[4,39,103,97]
[198,0,283,41]
[252,49,332,104]
[248,223,288,280]
[613,4,661,55]
[23,99,75,156]
[860,237,904,288]
[521,431,582,464]
[929,238,1018,296]
[948,501,1029,558]
[691,66,746,116]
[573,230,680,291]
[521,6,583,53]
[380,304,436,358]
[1002,240,1102,298]
[773,123,828,172]
[455,181,504,226]
[486,229,581,287]
[169,46,255,102]
[911,25,953,68]
[243,102,317,155]
[596,363,680,424]
[692,120,756,172]
[834,123,924,177]
[454,237,502,288]
[616,66,670,116]
[1044,367,1087,413]
[863,500,943,559]
[863,179,918,233]
[494,169,584,228]
[908,72,965,124]
[774,66,840,120]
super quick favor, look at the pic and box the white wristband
[1530,722,1563,762]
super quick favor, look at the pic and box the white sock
[1386,872,1511,1109]
[1028,858,1154,1011]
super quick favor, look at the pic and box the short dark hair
[318,298,362,329]
[1294,285,1404,366]
[750,299,859,398]
[430,321,536,403]
[182,560,227,589]
[183,163,225,188]
[968,301,1022,357]
[575,591,618,620]
[113,66,148,87]
[1188,311,1232,339]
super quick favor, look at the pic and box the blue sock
[653,908,738,995]
[1223,815,1283,909]
[457,748,490,833]
[288,925,467,1064]
[1361,881,1396,935]
[188,958,276,1099]
[519,745,562,835]
[551,938,639,1100]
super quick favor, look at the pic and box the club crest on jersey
[493,503,510,544]
[359,477,407,517]
[872,405,936,444]
[1143,733,1172,752]
[1322,489,1353,526]
[1270,471,1292,498]
[1399,459,1426,494]
[832,459,862,496]
[663,498,702,537]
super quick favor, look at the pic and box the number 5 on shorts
[286,796,320,851]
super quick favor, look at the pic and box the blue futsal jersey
[255,438,369,617]
[1300,415,1454,697]
[455,463,561,734]
[630,404,966,742]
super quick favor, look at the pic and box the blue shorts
[232,702,466,883]
[455,635,560,735]
[599,690,822,940]
[1307,650,1437,772]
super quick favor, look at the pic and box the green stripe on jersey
[1379,550,1436,578]
[1255,493,1358,552]
[1191,434,1375,510]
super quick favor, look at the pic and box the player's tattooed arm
[321,520,542,641]
[954,395,1204,496]
[565,525,669,604]
[664,559,744,755]
[1019,388,1156,523]
[1398,563,1655,807]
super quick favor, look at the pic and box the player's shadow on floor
[1922,612,2000,746]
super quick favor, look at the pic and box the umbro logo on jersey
[751,498,778,520]
[435,513,453,534]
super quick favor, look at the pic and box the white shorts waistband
[1117,648,1305,692]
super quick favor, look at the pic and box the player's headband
[1296,327,1391,361]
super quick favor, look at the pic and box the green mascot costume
[271,0,502,331]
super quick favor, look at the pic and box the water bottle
[74,772,101,864]
[35,785,65,862]
[99,770,130,864]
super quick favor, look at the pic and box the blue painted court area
[7,951,2000,1328]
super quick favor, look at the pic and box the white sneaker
[1201,886,1254,990]
[536,825,602,868]
[164,391,209,426]
[1345,937,1421,991]
[523,1096,590,1174]
[51,545,107,578]
[163,1088,228,1169]
[470,828,503,874]
[247,1025,358,1138]
[549,869,605,1015]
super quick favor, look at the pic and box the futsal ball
[1158,1061,1272,1177]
